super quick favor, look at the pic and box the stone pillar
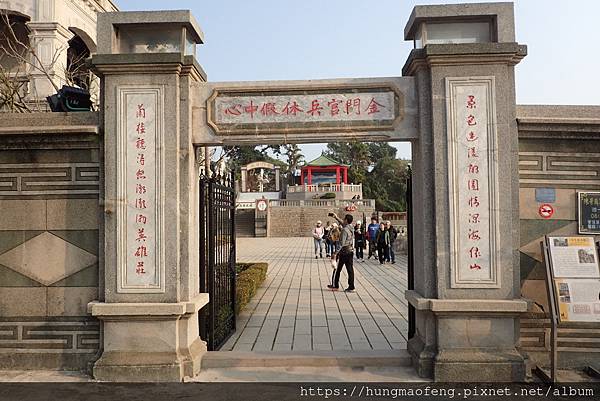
[274,166,280,191]
[403,3,528,382]
[26,21,72,99]
[241,166,247,192]
[88,11,208,382]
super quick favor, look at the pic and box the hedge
[235,262,268,315]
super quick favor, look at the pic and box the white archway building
[1,0,118,103]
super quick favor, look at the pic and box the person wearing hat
[354,221,365,261]
[312,220,325,259]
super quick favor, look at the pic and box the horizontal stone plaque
[446,76,500,289]
[206,83,404,135]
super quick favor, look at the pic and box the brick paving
[221,237,408,352]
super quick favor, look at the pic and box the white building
[0,0,119,109]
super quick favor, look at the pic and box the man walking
[327,213,355,292]
[312,220,324,259]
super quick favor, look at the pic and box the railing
[269,199,375,208]
[287,183,362,193]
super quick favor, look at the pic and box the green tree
[325,142,410,211]
[368,142,397,160]
[222,145,279,179]
[271,144,305,185]
[324,142,370,184]
[364,157,410,211]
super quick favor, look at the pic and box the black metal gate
[199,174,236,350]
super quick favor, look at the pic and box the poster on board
[555,278,600,323]
[548,236,600,278]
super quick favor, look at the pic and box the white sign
[256,199,268,212]
[117,87,165,293]
[446,77,500,288]
[555,278,600,323]
[548,236,600,278]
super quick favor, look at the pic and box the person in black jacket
[354,221,365,261]
[323,221,332,257]
[385,220,398,264]
[375,222,390,265]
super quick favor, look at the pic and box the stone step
[201,350,412,369]
[190,365,427,382]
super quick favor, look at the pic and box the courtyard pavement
[221,237,409,352]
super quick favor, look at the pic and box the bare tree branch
[0,10,98,112]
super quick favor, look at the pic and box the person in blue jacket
[366,216,379,259]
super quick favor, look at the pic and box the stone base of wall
[268,205,375,237]
[0,317,99,370]
[0,351,97,371]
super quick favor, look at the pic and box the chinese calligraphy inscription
[117,87,164,293]
[207,85,403,135]
[446,77,500,288]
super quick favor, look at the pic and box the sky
[117,0,600,161]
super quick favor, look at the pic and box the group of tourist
[312,216,399,263]
[311,214,401,293]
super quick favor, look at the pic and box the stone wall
[516,105,600,367]
[0,112,101,369]
[268,205,375,237]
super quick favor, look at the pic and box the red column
[300,169,304,185]
[308,167,312,185]
[336,167,340,184]
[343,167,348,184]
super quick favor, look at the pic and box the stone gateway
[1,1,599,384]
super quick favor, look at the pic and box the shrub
[235,262,268,315]
[320,192,336,199]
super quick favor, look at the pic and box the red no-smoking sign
[539,203,554,219]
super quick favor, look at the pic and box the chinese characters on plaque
[447,78,499,288]
[208,89,400,134]
[118,89,162,292]
[578,191,600,234]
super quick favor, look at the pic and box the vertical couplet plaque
[116,86,165,293]
[446,77,500,288]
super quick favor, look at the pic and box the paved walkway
[222,237,408,352]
